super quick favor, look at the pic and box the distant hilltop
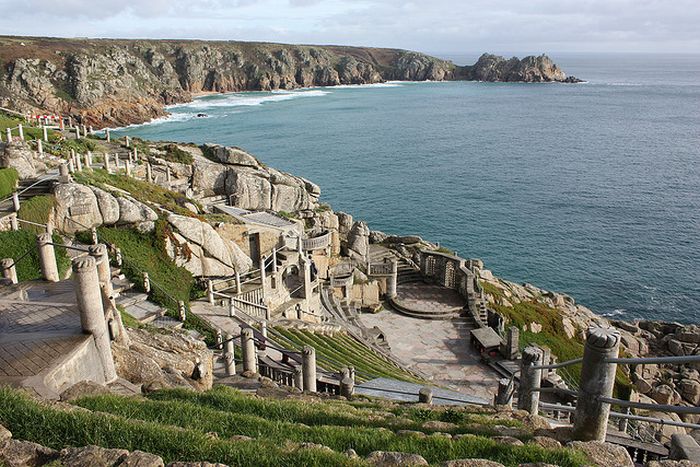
[0,36,581,127]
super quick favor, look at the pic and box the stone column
[207,279,214,304]
[106,129,110,142]
[241,327,257,374]
[418,387,433,404]
[12,192,20,212]
[166,166,172,183]
[125,160,132,177]
[495,378,514,408]
[302,257,312,299]
[125,136,130,148]
[572,327,621,442]
[18,124,24,141]
[1,258,17,284]
[59,163,71,183]
[104,153,111,173]
[261,321,268,339]
[340,375,354,398]
[68,160,75,174]
[72,256,117,382]
[225,334,236,376]
[37,233,59,282]
[506,326,520,360]
[75,151,82,172]
[114,154,120,170]
[235,271,241,294]
[42,125,48,142]
[294,368,303,390]
[518,346,543,414]
[228,299,236,317]
[37,139,43,154]
[259,256,267,299]
[540,346,552,381]
[142,272,151,293]
[302,345,317,393]
[10,214,18,231]
[88,244,113,308]
[178,301,187,322]
[387,260,398,298]
[5,128,11,143]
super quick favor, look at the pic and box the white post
[10,214,18,231]
[105,129,111,142]
[104,152,111,173]
[1,258,18,284]
[37,139,43,154]
[302,346,317,393]
[225,334,236,376]
[42,126,48,142]
[6,128,11,143]
[12,192,20,212]
[17,124,24,141]
[125,159,132,177]
[75,151,82,172]
[228,299,236,317]
[146,162,152,182]
[125,136,130,148]
[37,233,59,282]
[166,166,171,183]
[207,279,214,304]
[241,327,257,374]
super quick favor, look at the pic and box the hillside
[0,36,578,128]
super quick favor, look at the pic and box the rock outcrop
[0,36,578,127]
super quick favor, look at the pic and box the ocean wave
[329,82,404,89]
[171,89,330,111]
[605,82,644,87]
[601,308,626,317]
[100,112,201,131]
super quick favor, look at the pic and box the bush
[47,138,97,158]
[0,230,70,281]
[0,167,19,198]
[159,144,194,164]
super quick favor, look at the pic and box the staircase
[16,177,55,201]
[397,260,422,285]
[115,287,183,330]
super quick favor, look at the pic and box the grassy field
[17,194,55,234]
[0,167,18,198]
[273,327,423,384]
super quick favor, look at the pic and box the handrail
[532,357,583,371]
[5,247,35,269]
[605,355,700,365]
[597,396,700,415]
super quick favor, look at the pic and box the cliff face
[0,36,577,127]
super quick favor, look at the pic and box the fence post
[241,327,257,374]
[10,214,18,231]
[43,125,48,142]
[88,244,113,308]
[518,346,543,414]
[302,345,317,393]
[106,129,110,142]
[225,334,236,376]
[340,375,355,398]
[207,279,214,304]
[37,139,43,154]
[6,128,11,143]
[495,378,514,408]
[142,272,150,293]
[125,159,132,177]
[418,387,433,404]
[72,256,117,382]
[90,227,98,245]
[37,233,59,282]
[387,260,398,298]
[228,298,236,317]
[178,300,187,321]
[18,124,24,141]
[294,367,303,390]
[12,192,19,212]
[1,258,17,284]
[572,327,621,441]
[115,248,123,267]
[506,326,520,360]
[146,162,152,182]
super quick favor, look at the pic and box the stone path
[359,309,500,403]
[393,282,465,314]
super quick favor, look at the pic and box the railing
[368,261,393,276]
[302,231,331,251]
[330,274,353,288]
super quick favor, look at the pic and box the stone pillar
[18,124,24,141]
[1,258,17,284]
[68,159,75,174]
[518,346,543,414]
[90,227,98,245]
[5,128,11,143]
[37,139,43,154]
[143,272,151,293]
[540,346,552,381]
[178,301,187,322]
[106,129,110,142]
[125,136,130,148]
[125,160,132,177]
[207,279,214,304]
[75,151,82,172]
[572,327,621,442]
[340,375,354,398]
[506,326,520,360]
[166,166,171,183]
[81,124,87,137]
[10,214,18,231]
[104,152,111,173]
[72,256,117,382]
[228,299,236,317]
[225,334,236,376]
[235,271,241,294]
[37,233,59,282]
[302,257,312,299]
[261,320,268,339]
[146,162,152,182]
[259,256,267,299]
[42,125,48,142]
[294,368,303,390]
[87,151,93,168]
[74,126,80,139]
[88,244,113,309]
[302,345,317,393]
[241,327,257,374]
[12,192,20,212]
[59,163,71,183]
[216,329,223,349]
[495,378,514,408]
[418,387,433,404]
[387,260,398,298]
[114,154,120,170]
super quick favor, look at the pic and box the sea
[112,52,700,323]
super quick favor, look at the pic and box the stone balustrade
[302,230,331,251]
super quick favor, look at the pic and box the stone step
[116,291,149,308]
[150,315,184,330]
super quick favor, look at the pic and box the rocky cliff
[0,36,579,127]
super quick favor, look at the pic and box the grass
[272,327,422,384]
[0,167,18,198]
[67,387,588,467]
[77,224,215,344]
[158,143,194,164]
[17,195,55,234]
[73,168,200,218]
[0,230,70,281]
[0,387,351,467]
[46,137,97,158]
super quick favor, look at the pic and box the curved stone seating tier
[388,283,466,320]
[302,231,331,251]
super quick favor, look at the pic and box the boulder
[651,384,681,405]
[1,142,44,179]
[366,451,429,466]
[58,445,130,466]
[116,196,158,225]
[347,221,370,258]
[0,424,11,444]
[0,439,58,467]
[422,420,458,431]
[492,436,524,446]
[676,325,700,344]
[566,441,634,467]
[202,144,260,168]
[678,379,700,405]
[271,183,313,212]
[121,450,165,466]
[529,436,562,449]
[226,170,272,210]
[60,380,111,401]
[89,186,120,225]
[337,212,353,236]
[192,158,229,196]
[53,182,103,233]
[369,230,388,244]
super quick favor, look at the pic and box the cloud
[0,0,697,53]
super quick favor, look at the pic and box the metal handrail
[605,355,700,365]
[532,357,583,371]
[598,396,700,415]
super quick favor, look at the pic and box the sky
[0,0,698,57]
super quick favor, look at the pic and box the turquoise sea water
[114,53,700,323]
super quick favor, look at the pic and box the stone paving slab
[359,309,500,402]
[394,283,465,314]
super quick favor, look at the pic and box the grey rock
[59,445,129,467]
[1,143,43,179]
[0,439,58,467]
[366,451,429,466]
[347,221,370,258]
[53,182,103,233]
[202,144,260,168]
[90,186,120,225]
[117,196,157,225]
[226,170,271,210]
[566,441,634,467]
[442,460,505,467]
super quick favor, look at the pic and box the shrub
[159,144,194,164]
